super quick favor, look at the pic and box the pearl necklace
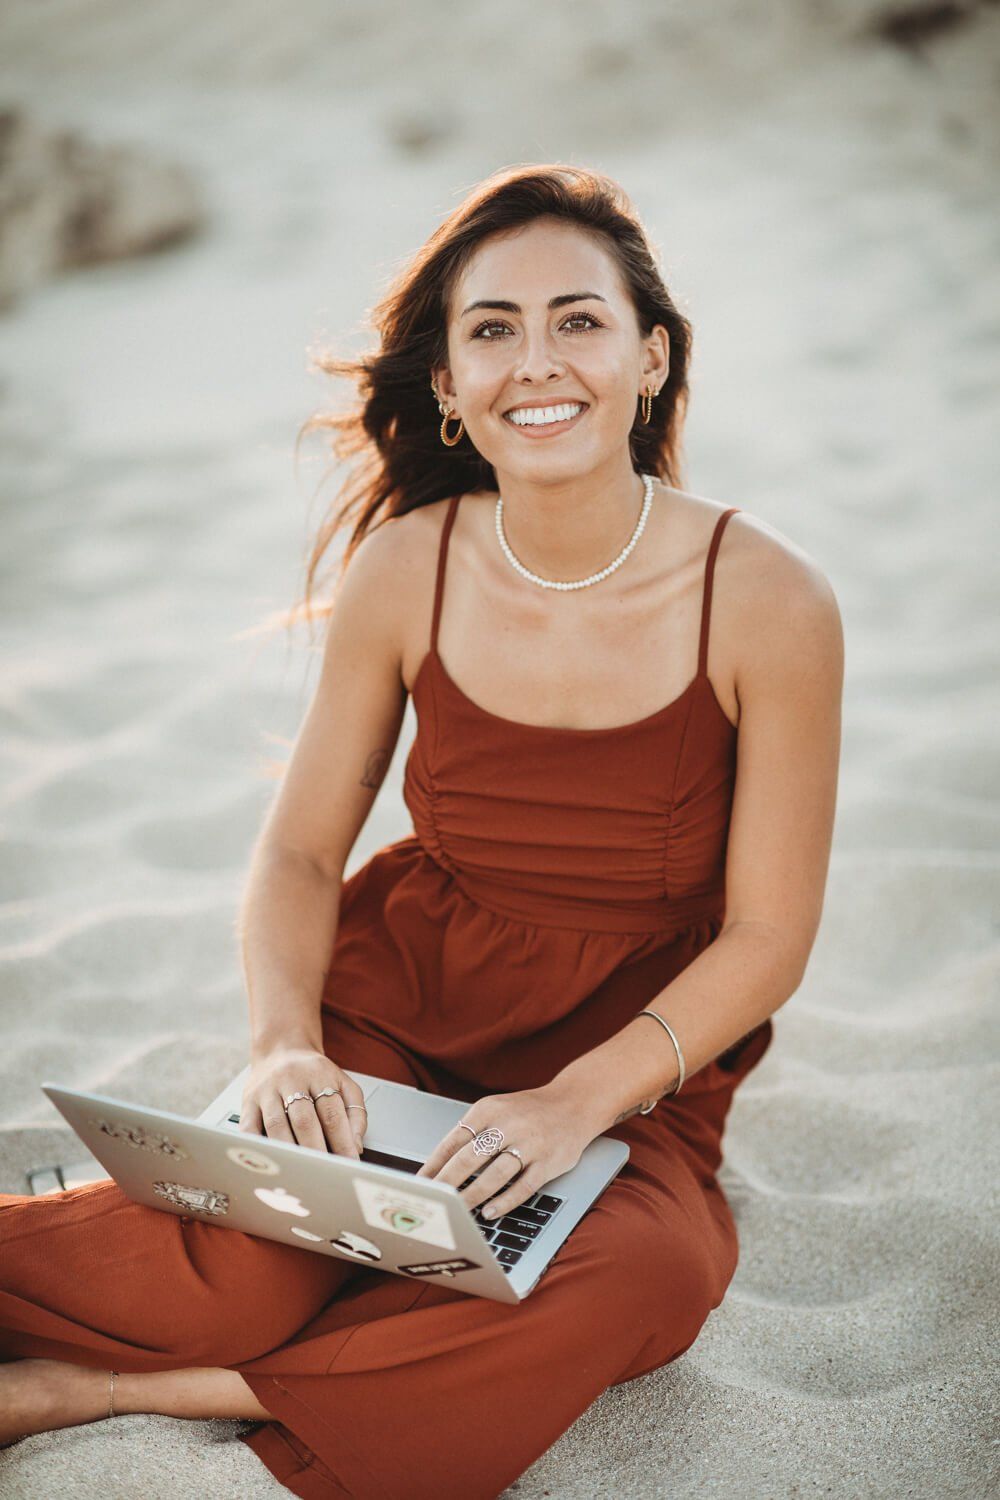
[494,472,655,591]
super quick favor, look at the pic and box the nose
[511,324,567,385]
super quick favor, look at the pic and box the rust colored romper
[1,497,773,1500]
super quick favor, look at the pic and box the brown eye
[471,320,510,340]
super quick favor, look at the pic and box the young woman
[0,164,843,1499]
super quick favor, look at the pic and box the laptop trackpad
[363,1084,465,1158]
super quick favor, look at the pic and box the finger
[237,1099,263,1136]
[313,1089,360,1159]
[339,1078,369,1153]
[478,1169,537,1222]
[433,1139,506,1192]
[415,1124,479,1179]
[258,1093,299,1145]
[285,1094,339,1155]
[463,1155,524,1212]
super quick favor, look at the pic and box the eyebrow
[459,291,609,318]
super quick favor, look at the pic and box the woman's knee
[575,1200,728,1344]
[159,1222,345,1364]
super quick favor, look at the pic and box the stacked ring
[282,1091,312,1112]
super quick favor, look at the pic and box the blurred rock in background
[0,106,204,310]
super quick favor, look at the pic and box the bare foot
[0,1358,110,1447]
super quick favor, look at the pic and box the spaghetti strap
[430,494,462,653]
[697,507,740,678]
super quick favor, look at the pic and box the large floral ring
[472,1126,505,1158]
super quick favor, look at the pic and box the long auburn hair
[267,162,693,643]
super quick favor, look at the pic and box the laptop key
[533,1195,564,1214]
[498,1216,540,1238]
[494,1230,531,1252]
[496,1248,522,1265]
[504,1206,550,1228]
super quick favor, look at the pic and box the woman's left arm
[549,544,845,1130]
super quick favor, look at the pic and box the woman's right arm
[235,511,425,1159]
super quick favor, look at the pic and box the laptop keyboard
[466,1189,565,1274]
[225,1113,564,1275]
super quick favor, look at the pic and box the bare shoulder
[711,501,844,696]
[334,497,452,621]
[343,497,448,580]
[332,498,455,680]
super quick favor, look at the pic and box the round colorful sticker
[226,1144,280,1175]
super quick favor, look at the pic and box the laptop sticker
[398,1257,481,1279]
[91,1118,189,1161]
[226,1144,280,1175]
[153,1181,229,1216]
[330,1229,383,1262]
[290,1227,325,1242]
[253,1186,311,1217]
[353,1179,456,1250]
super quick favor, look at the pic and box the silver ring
[345,1103,367,1113]
[472,1126,505,1158]
[497,1146,523,1167]
[311,1088,341,1102]
[282,1091,312,1111]
[457,1123,477,1138]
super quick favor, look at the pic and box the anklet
[108,1370,118,1418]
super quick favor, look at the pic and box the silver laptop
[36,1068,629,1305]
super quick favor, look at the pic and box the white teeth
[506,403,584,427]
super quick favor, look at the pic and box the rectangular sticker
[398,1256,481,1278]
[352,1179,456,1250]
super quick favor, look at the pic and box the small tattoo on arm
[360,749,389,789]
[612,1099,657,1124]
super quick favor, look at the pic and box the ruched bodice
[402,494,739,934]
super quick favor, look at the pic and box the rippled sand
[1,2,998,1496]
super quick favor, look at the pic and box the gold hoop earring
[640,386,657,425]
[440,408,465,446]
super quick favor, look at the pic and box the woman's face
[433,218,669,482]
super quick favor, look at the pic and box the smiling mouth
[503,403,589,435]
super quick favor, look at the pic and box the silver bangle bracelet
[634,1009,686,1112]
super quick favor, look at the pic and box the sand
[0,1,998,1495]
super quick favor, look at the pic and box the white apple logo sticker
[253,1186,310,1217]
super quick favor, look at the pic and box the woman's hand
[414,1083,596,1221]
[238,1046,367,1160]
